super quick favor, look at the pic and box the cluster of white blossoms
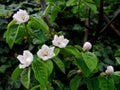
[17,34,69,68]
[105,65,114,75]
[12,9,116,77]
[13,9,69,69]
[37,35,69,61]
[13,9,29,24]
[83,41,92,51]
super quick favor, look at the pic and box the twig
[40,0,53,30]
[83,18,89,42]
[83,9,91,42]
[91,0,104,43]
[100,13,120,37]
[77,0,92,33]
[95,0,104,37]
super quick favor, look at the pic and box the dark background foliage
[0,0,120,89]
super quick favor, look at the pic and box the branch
[77,0,92,34]
[91,0,104,43]
[100,13,120,37]
[40,0,53,30]
[83,18,89,42]
[100,12,120,33]
[95,0,104,37]
[83,9,91,42]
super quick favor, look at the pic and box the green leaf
[82,52,98,72]
[115,57,120,65]
[114,49,120,57]
[94,0,100,6]
[48,86,54,90]
[77,52,98,77]
[99,76,114,90]
[0,65,10,73]
[43,3,51,15]
[63,46,96,77]
[50,6,60,22]
[15,25,26,44]
[45,60,53,76]
[75,45,83,51]
[84,2,98,13]
[7,20,16,29]
[46,0,58,2]
[11,66,22,82]
[4,25,20,49]
[29,16,49,33]
[30,85,40,90]
[20,67,31,89]
[86,77,99,90]
[54,48,60,56]
[52,57,65,73]
[53,80,64,90]
[112,71,120,81]
[75,53,91,77]
[67,70,77,78]
[66,0,77,6]
[32,59,48,87]
[112,71,120,77]
[62,45,81,57]
[69,75,81,90]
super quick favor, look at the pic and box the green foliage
[29,16,49,33]
[4,25,22,48]
[20,68,31,89]
[52,57,65,73]
[1,0,120,90]
[99,76,114,90]
[53,80,64,90]
[32,59,48,88]
[81,52,98,73]
[46,60,53,76]
[86,77,99,90]
[11,66,22,82]
[69,75,82,90]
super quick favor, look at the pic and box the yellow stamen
[42,50,48,56]
[57,39,62,44]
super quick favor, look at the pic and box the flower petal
[17,55,25,64]
[23,50,33,62]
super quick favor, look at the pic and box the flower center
[42,50,48,56]
[57,39,62,44]
[21,15,25,20]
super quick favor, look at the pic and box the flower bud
[105,66,114,75]
[77,70,81,74]
[83,42,92,51]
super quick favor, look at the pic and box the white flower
[13,9,29,24]
[105,66,114,75]
[83,41,92,51]
[52,35,69,48]
[17,50,33,69]
[37,44,55,61]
